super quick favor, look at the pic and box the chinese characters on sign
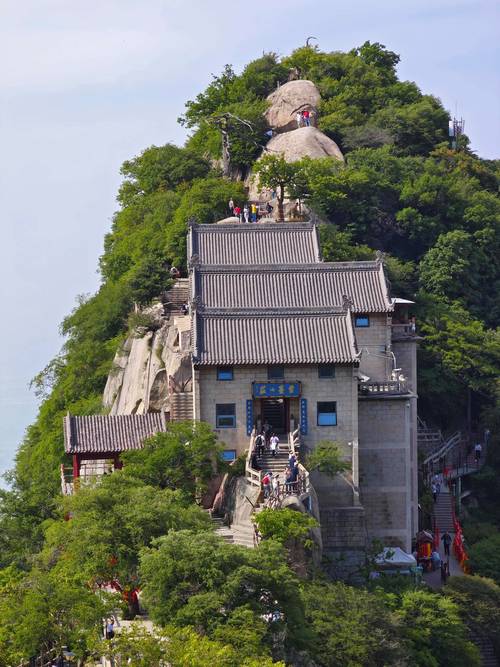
[246,400,253,436]
[300,399,308,435]
[252,382,301,398]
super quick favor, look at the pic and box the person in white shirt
[270,434,279,457]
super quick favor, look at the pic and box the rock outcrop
[103,281,193,418]
[266,126,344,163]
[265,80,321,133]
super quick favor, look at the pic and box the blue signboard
[300,399,308,435]
[252,382,301,398]
[246,400,253,436]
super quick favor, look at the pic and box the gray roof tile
[188,222,320,266]
[63,413,167,454]
[193,309,358,365]
[195,262,392,313]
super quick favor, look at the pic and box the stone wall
[320,506,367,581]
[355,314,391,381]
[358,397,416,551]
[196,363,358,457]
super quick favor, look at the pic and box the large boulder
[265,80,321,133]
[266,126,344,163]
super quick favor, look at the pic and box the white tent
[375,547,417,569]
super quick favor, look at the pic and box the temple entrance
[261,398,287,434]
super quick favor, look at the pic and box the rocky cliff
[103,280,193,418]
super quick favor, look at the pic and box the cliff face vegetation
[1,42,500,663]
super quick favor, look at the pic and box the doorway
[261,398,287,434]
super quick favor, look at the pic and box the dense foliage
[0,41,499,662]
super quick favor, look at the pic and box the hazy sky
[1,0,499,479]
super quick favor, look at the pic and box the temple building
[188,221,418,553]
[65,219,419,560]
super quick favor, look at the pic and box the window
[318,364,335,379]
[355,315,370,327]
[221,450,237,462]
[216,404,236,428]
[317,402,337,426]
[217,367,233,381]
[267,365,284,380]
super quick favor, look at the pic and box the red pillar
[72,454,81,479]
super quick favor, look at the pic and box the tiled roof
[63,413,167,455]
[188,222,320,266]
[193,309,358,365]
[194,262,392,313]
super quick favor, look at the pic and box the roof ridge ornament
[342,294,354,311]
[189,253,200,268]
[187,217,197,227]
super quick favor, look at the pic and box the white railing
[288,426,310,495]
[245,429,262,487]
[359,380,409,395]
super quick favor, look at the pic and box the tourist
[234,205,241,221]
[262,472,271,498]
[293,459,299,481]
[441,531,452,557]
[243,204,249,223]
[266,202,273,216]
[105,618,115,640]
[440,559,450,584]
[272,474,280,495]
[251,450,260,471]
[270,433,279,457]
[296,111,302,128]
[285,467,294,493]
[255,432,265,458]
[263,420,271,446]
[251,203,257,222]
[289,452,296,469]
[431,482,438,503]
[309,108,315,126]
[180,302,189,315]
[431,549,441,571]
[474,442,482,464]
[303,109,310,126]
[229,198,234,215]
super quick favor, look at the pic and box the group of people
[431,473,442,503]
[229,199,273,222]
[251,426,302,499]
[296,108,315,128]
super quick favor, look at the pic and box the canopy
[375,547,417,568]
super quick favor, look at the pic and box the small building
[61,413,167,494]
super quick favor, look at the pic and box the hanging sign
[246,400,253,436]
[252,382,301,398]
[300,399,308,435]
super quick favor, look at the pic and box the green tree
[306,441,350,478]
[122,421,224,499]
[253,154,301,221]
[394,589,480,667]
[467,533,500,584]
[302,581,403,666]
[139,530,309,658]
[445,575,500,661]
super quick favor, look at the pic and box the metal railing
[391,323,417,338]
[358,380,409,395]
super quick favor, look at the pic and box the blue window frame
[317,401,337,426]
[217,367,234,381]
[318,364,335,378]
[355,315,370,327]
[221,450,237,462]
[267,365,284,380]
[216,403,236,428]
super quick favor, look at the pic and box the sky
[1,0,499,481]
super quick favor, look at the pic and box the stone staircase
[470,630,498,667]
[163,278,189,312]
[433,490,455,533]
[210,513,257,548]
[258,449,291,482]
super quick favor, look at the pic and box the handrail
[288,425,310,494]
[245,428,261,487]
[423,431,462,466]
[445,476,469,572]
